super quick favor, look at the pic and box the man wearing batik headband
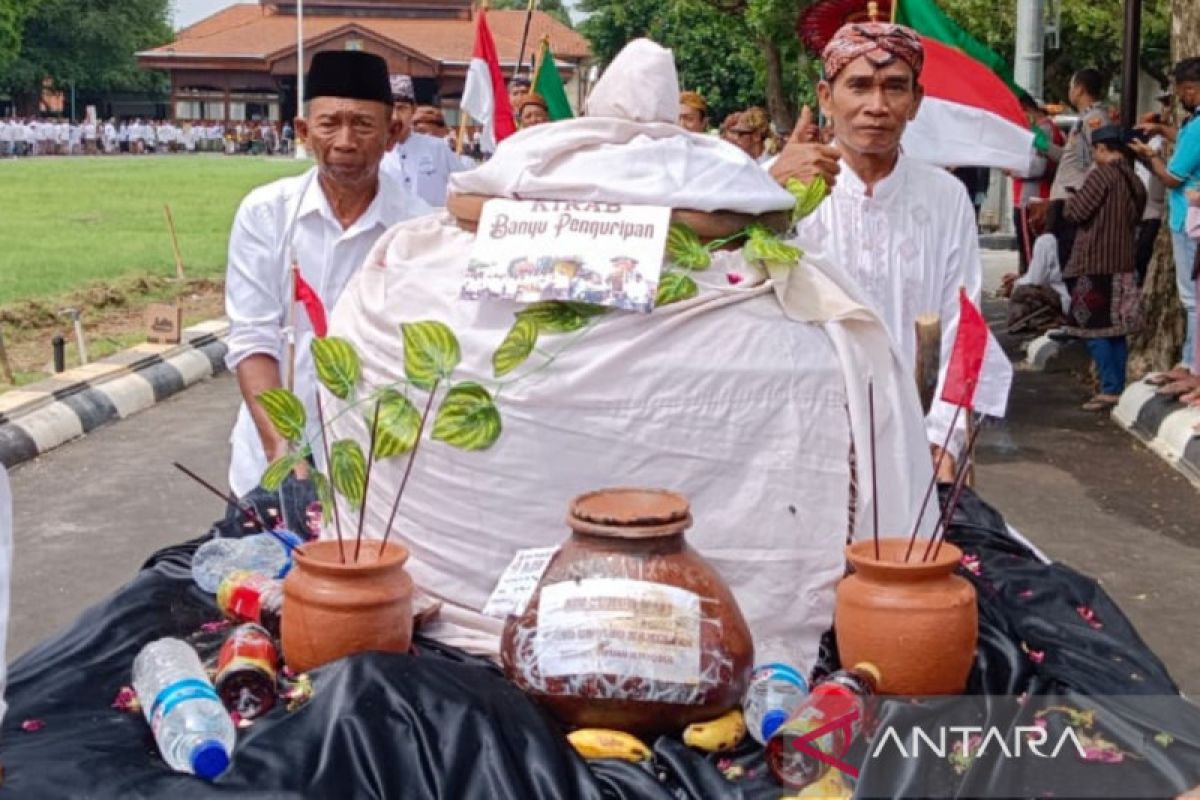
[770,21,983,478]
[678,91,708,133]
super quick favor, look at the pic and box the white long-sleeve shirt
[793,154,984,453]
[379,131,466,207]
[1016,233,1070,313]
[224,168,430,496]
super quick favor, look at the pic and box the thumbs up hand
[769,105,841,189]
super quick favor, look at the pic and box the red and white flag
[294,267,327,338]
[941,289,1012,417]
[461,9,515,153]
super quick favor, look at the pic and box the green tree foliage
[0,0,173,101]
[936,0,1171,100]
[491,0,574,28]
[0,0,32,76]
[579,0,817,128]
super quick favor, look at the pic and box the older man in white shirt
[380,75,465,207]
[224,50,430,497]
[770,22,983,471]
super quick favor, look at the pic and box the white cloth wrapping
[450,43,792,216]
[792,155,984,454]
[326,218,935,672]
[322,36,937,673]
[224,168,430,497]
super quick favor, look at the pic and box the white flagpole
[295,0,307,159]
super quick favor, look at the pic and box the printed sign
[462,199,672,313]
[535,578,702,685]
[145,303,182,344]
[481,546,559,619]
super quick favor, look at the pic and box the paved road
[7,253,1200,695]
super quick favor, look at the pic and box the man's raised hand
[769,105,841,189]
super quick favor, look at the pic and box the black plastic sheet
[2,488,1199,799]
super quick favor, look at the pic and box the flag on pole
[294,268,328,338]
[533,38,573,121]
[893,0,1041,174]
[941,289,1012,417]
[461,8,516,152]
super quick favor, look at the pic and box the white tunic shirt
[224,168,430,496]
[379,131,466,207]
[793,154,983,452]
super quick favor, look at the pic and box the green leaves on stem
[493,316,539,378]
[665,224,712,271]
[402,321,461,390]
[311,336,362,400]
[433,382,502,451]
[257,388,306,443]
[329,439,367,510]
[516,301,606,333]
[744,224,801,269]
[655,272,699,306]
[261,452,304,492]
[786,176,829,224]
[368,390,422,459]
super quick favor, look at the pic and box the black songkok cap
[304,51,392,106]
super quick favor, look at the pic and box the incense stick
[921,416,984,563]
[172,461,262,531]
[379,380,440,561]
[903,391,969,563]
[315,393,346,564]
[869,382,880,561]
[353,398,382,564]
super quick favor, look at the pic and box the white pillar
[1014,0,1045,100]
[295,0,307,159]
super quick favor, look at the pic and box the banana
[567,728,652,763]
[682,708,747,753]
[781,768,854,799]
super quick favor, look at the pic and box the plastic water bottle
[240,531,302,580]
[132,638,236,780]
[192,531,301,593]
[742,663,810,744]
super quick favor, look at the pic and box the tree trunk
[760,37,794,133]
[1128,0,1200,376]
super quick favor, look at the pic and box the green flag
[894,0,1021,95]
[533,40,574,121]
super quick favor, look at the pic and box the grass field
[0,155,310,305]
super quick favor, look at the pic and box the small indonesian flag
[941,289,1012,417]
[461,9,516,153]
[294,268,327,338]
[895,0,1040,174]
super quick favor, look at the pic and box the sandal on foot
[1082,396,1119,412]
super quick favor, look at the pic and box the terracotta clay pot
[500,488,754,737]
[835,538,978,695]
[281,540,414,673]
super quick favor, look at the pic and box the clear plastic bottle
[132,638,236,780]
[742,663,810,744]
[192,531,301,593]
[239,531,302,580]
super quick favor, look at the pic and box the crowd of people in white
[0,118,294,157]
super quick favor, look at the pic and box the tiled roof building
[137,0,590,123]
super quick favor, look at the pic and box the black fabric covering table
[3,488,1200,799]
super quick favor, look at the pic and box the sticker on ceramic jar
[534,578,702,685]
[481,546,559,619]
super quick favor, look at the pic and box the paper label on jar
[481,546,559,619]
[535,578,702,685]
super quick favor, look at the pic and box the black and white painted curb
[0,319,229,469]
[1113,380,1200,486]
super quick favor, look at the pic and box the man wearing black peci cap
[223,50,431,499]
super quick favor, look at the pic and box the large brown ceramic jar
[835,538,978,695]
[500,488,754,737]
[282,540,414,673]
